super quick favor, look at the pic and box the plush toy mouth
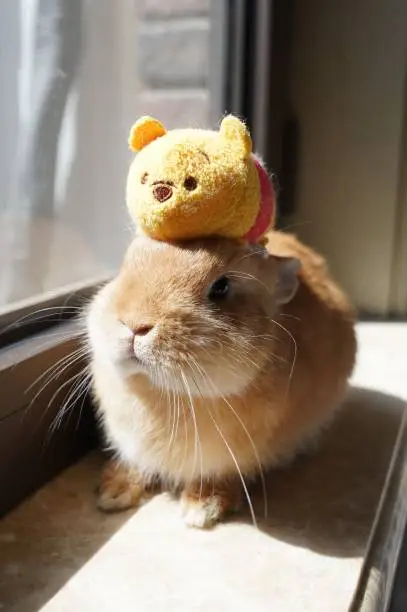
[153,183,173,203]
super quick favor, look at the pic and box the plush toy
[126,114,276,243]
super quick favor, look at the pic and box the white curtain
[0,0,138,308]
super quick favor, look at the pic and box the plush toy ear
[274,256,301,305]
[219,115,252,157]
[128,116,167,152]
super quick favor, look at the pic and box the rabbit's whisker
[180,368,203,499]
[187,359,259,528]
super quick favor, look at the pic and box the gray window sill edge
[0,320,97,518]
[350,409,407,612]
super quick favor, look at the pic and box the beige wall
[290,0,407,315]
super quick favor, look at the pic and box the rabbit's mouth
[100,324,260,398]
[132,355,257,399]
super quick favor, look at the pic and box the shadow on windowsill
[238,386,406,558]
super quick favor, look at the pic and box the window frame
[0,282,105,516]
[0,276,108,348]
[350,410,407,611]
[209,0,297,221]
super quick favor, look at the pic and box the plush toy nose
[153,183,173,203]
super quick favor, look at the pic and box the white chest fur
[91,360,263,485]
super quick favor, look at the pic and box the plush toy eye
[141,172,149,184]
[184,176,198,191]
[207,276,230,301]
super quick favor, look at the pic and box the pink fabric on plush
[244,156,276,243]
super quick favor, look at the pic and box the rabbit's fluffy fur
[88,231,356,526]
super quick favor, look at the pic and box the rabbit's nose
[132,324,155,359]
[153,183,173,203]
[132,324,153,337]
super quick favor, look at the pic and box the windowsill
[0,321,97,516]
[1,323,406,612]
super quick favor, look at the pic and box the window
[0,0,214,313]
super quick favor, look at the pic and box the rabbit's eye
[207,276,230,301]
[141,172,149,184]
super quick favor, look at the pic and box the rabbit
[87,230,356,528]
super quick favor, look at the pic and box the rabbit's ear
[128,116,167,152]
[219,115,252,157]
[274,256,301,304]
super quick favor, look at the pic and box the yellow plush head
[126,115,265,242]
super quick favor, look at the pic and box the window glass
[0,0,212,308]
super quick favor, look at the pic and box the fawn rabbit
[87,231,356,527]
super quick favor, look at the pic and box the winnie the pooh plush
[126,114,275,243]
